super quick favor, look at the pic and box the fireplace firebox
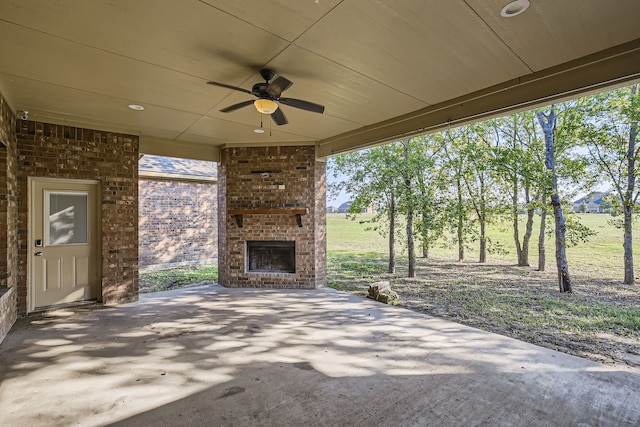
[246,240,295,273]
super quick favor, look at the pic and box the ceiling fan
[207,68,325,125]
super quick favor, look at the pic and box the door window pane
[46,192,88,245]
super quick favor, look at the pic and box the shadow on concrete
[1,285,639,426]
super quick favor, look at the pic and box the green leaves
[328,84,640,280]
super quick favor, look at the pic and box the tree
[393,136,445,277]
[579,201,588,213]
[416,170,447,259]
[538,207,548,271]
[536,107,572,292]
[581,84,640,284]
[600,196,614,214]
[488,112,545,267]
[442,129,475,261]
[412,135,447,259]
[398,139,418,277]
[456,123,503,263]
[328,146,401,273]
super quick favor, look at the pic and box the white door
[29,178,101,312]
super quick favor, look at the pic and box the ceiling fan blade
[279,98,325,114]
[220,100,255,113]
[267,76,293,98]
[207,81,253,95]
[271,108,288,126]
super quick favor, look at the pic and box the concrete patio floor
[1,285,639,427]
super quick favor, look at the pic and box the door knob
[34,252,42,256]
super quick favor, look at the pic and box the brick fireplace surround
[218,146,326,288]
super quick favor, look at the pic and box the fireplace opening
[246,240,296,273]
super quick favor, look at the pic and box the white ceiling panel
[1,74,201,134]
[295,0,531,104]
[0,0,290,83]
[465,0,640,72]
[0,0,637,158]
[200,0,342,42]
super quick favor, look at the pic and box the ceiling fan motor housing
[252,83,270,98]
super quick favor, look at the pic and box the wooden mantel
[228,208,309,228]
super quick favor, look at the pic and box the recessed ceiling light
[501,0,530,17]
[128,104,144,111]
[254,128,265,134]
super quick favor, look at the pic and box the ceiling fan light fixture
[254,99,278,114]
[500,0,530,17]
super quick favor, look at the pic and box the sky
[326,168,350,208]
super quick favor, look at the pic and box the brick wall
[16,122,139,315]
[0,287,16,344]
[139,178,217,269]
[314,158,327,286]
[0,91,17,342]
[0,93,17,291]
[218,145,326,288]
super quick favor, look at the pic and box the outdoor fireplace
[218,146,326,288]
[247,240,295,273]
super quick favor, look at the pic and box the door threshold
[29,300,102,317]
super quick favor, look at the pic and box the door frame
[27,177,102,313]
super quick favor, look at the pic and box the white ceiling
[0,0,639,161]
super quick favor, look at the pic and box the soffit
[0,0,638,161]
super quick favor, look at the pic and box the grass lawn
[139,264,218,293]
[327,212,640,276]
[327,212,640,374]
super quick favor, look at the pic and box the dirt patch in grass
[328,252,640,375]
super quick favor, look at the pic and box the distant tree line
[329,84,639,290]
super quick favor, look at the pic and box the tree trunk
[406,180,416,278]
[479,218,486,263]
[519,206,534,266]
[422,229,429,259]
[537,109,572,292]
[623,86,637,285]
[623,205,634,284]
[478,183,487,263]
[538,208,547,272]
[421,211,429,258]
[457,176,464,262]
[551,194,571,292]
[388,197,396,274]
[404,176,416,277]
[512,178,524,265]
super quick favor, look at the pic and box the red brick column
[0,93,17,292]
[0,91,18,341]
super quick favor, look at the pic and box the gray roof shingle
[139,155,217,179]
